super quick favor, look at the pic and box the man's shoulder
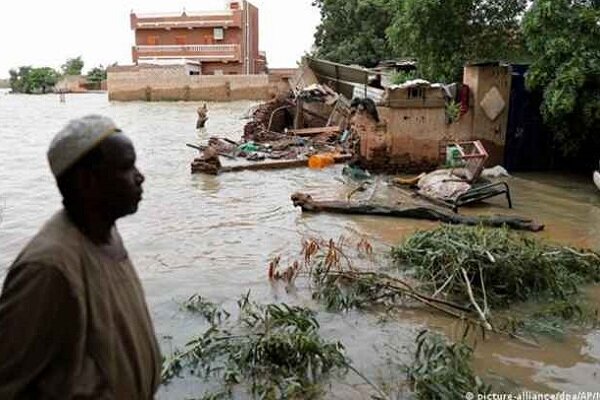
[11,210,84,279]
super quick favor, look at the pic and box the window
[147,36,159,45]
[214,27,224,40]
[408,87,424,99]
[175,35,187,45]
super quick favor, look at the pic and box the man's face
[92,134,145,219]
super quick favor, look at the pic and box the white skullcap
[47,115,121,177]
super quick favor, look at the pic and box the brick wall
[107,64,287,101]
[201,62,244,75]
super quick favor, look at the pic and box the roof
[304,57,370,99]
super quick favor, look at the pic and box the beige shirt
[0,210,161,399]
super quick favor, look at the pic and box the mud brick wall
[107,65,288,102]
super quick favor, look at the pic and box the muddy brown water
[1,91,599,397]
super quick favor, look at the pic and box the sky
[0,0,321,78]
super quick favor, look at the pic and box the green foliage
[9,66,59,94]
[312,0,396,67]
[300,233,599,343]
[523,0,600,163]
[405,331,491,399]
[386,0,527,82]
[501,298,600,340]
[391,225,600,309]
[163,294,349,399]
[181,294,231,325]
[312,269,390,312]
[389,70,417,85]
[86,65,107,89]
[445,100,461,123]
[62,56,84,76]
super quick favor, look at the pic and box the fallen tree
[290,192,544,232]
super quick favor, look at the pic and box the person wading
[0,115,161,399]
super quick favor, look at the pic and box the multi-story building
[130,0,266,75]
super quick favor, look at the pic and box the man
[196,103,208,130]
[0,115,161,399]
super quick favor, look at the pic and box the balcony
[133,44,241,62]
[130,11,241,30]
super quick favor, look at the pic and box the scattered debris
[190,145,221,175]
[391,173,425,186]
[290,192,543,232]
[481,165,510,179]
[417,169,472,202]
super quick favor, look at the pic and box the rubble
[187,58,526,228]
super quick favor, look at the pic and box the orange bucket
[308,154,335,169]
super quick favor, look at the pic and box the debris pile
[243,94,292,142]
[190,83,356,175]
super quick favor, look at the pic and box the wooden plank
[194,154,353,174]
[288,126,341,136]
[219,159,307,172]
[293,99,304,129]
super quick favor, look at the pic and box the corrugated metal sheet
[353,85,385,104]
[305,57,369,99]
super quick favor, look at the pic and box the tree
[28,68,60,93]
[62,56,84,76]
[8,66,59,94]
[9,67,29,93]
[387,0,527,82]
[87,65,107,89]
[312,0,396,67]
[523,0,600,167]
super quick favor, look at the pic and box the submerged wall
[107,65,290,102]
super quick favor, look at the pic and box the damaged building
[255,58,512,173]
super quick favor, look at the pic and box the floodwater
[1,90,599,397]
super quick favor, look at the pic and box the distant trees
[61,56,84,76]
[9,66,59,94]
[523,0,600,164]
[7,57,112,94]
[86,65,108,90]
